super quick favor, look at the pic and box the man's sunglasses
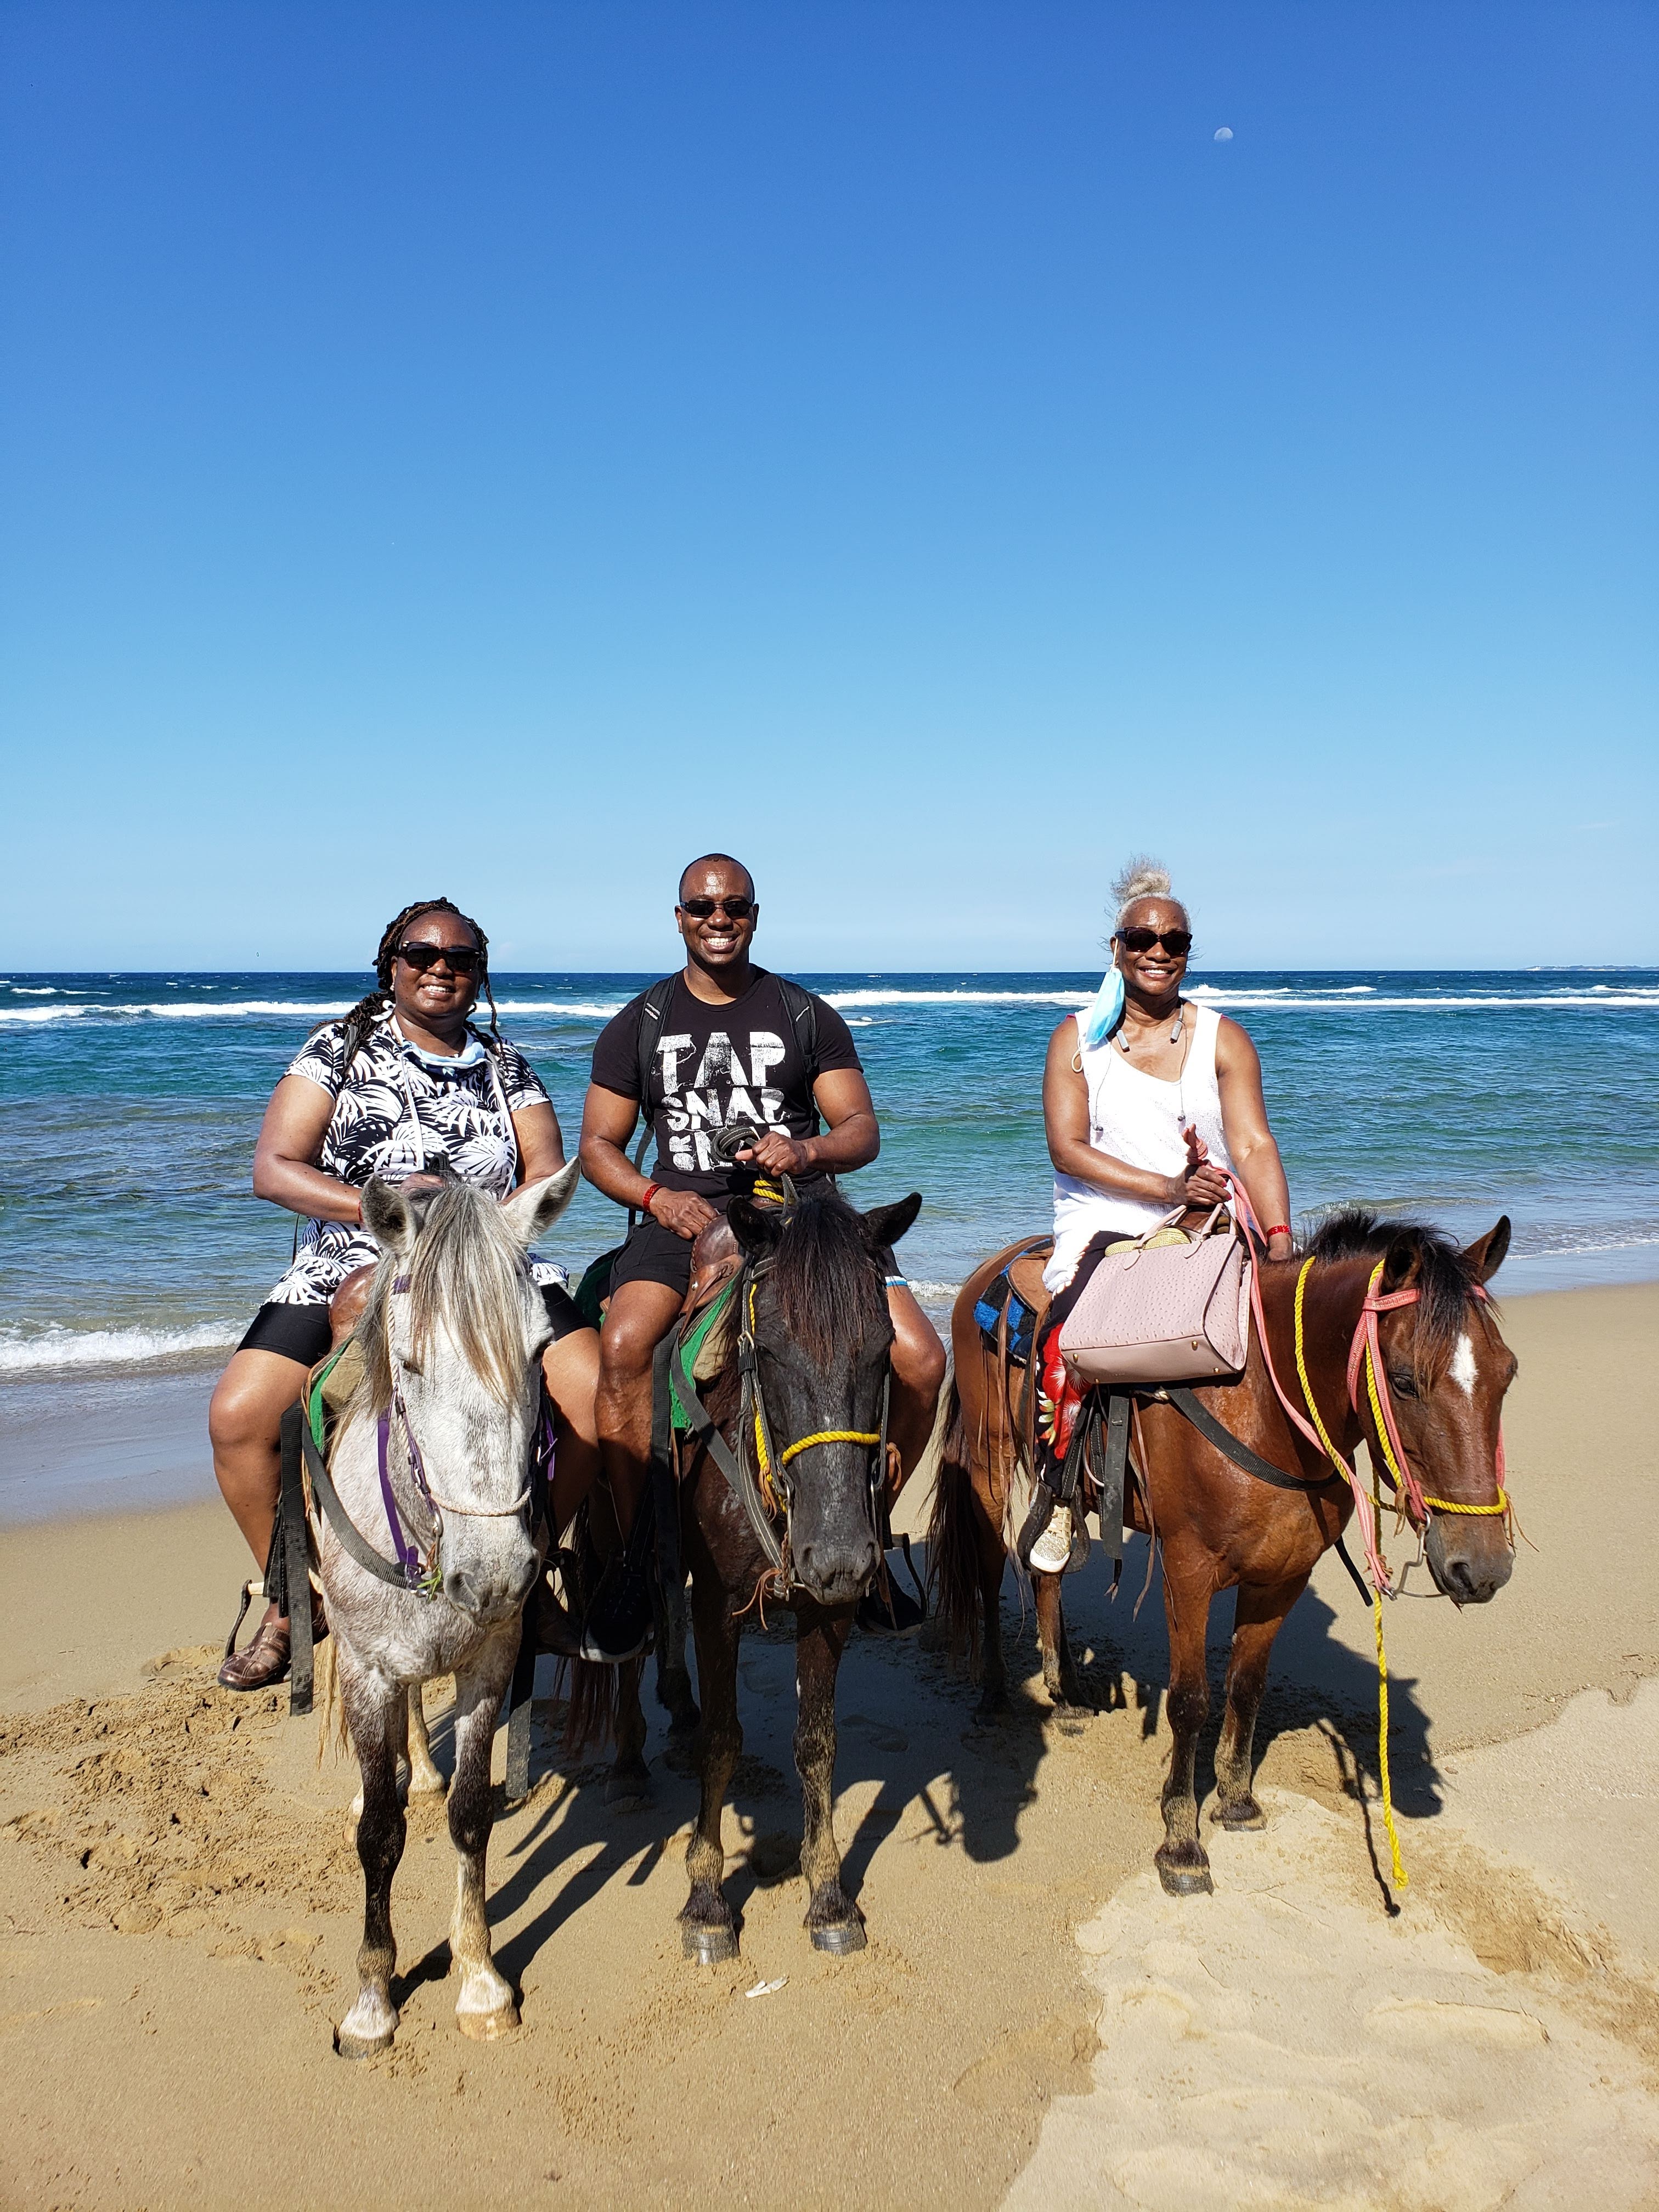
[680,896,754,920]
[1116,927,1193,956]
[397,942,481,975]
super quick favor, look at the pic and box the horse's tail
[562,1655,619,1756]
[312,1631,351,1767]
[926,1376,984,1670]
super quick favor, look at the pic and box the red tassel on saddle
[1037,1329,1082,1461]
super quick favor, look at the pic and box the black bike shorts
[606,1216,698,1299]
[237,1283,589,1365]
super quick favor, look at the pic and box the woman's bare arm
[509,1099,566,1186]
[1214,1019,1293,1256]
[251,1075,362,1222]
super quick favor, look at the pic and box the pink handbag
[1058,1204,1251,1386]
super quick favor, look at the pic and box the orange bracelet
[640,1182,662,1217]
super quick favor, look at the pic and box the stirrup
[222,1577,264,1663]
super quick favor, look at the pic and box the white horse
[323,1165,577,2058]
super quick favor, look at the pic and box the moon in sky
[1214,126,1234,142]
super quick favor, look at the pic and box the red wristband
[1263,1224,1291,1240]
[640,1183,662,1217]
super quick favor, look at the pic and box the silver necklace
[1117,1002,1184,1052]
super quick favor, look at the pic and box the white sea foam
[4,984,1657,1026]
[0,1322,242,1373]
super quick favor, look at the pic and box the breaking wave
[0,1322,244,1374]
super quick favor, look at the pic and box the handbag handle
[1182,1201,1233,1255]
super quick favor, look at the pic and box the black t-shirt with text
[589,969,864,1201]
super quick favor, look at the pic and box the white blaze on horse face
[1449,1332,1477,1397]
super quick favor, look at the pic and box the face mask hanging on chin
[1077,966,1125,1050]
[400,1032,487,1071]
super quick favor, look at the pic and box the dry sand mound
[1008,1695,1659,2212]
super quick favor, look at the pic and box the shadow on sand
[403,1531,1436,1988]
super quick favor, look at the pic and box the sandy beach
[2,1280,1656,2209]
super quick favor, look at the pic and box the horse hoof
[1214,1801,1266,1831]
[455,2004,519,2041]
[1155,1855,1214,1897]
[605,1767,652,1809]
[809,1921,867,1956]
[681,1921,739,1965]
[335,2024,396,2060]
[975,1689,1011,1719]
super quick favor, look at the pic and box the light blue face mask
[1077,962,1125,1050]
[402,1032,488,1071]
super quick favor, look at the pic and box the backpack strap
[776,976,822,1138]
[627,976,681,1226]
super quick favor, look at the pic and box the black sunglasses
[397,942,481,975]
[1116,927,1193,956]
[680,896,754,919]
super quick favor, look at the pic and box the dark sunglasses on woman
[680,896,754,919]
[397,942,482,975]
[1116,927,1193,956]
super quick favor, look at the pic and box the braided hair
[330,897,505,1075]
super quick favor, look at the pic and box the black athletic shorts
[606,1216,699,1299]
[237,1283,589,1365]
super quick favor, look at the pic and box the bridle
[302,1271,549,1598]
[1226,1177,1512,1600]
[1222,1178,1513,1893]
[671,1254,890,1596]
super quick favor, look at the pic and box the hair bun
[1111,856,1173,907]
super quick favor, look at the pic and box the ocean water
[3,968,1657,1383]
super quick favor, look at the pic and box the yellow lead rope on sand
[1372,1587,1408,1887]
[1295,1259,1409,1888]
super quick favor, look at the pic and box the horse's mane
[770,1193,889,1367]
[356,1180,535,1416]
[1306,1207,1489,1387]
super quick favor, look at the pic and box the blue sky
[3,2,1654,972]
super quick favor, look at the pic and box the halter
[673,1256,891,1601]
[1224,1175,1512,1887]
[1226,1177,1511,1599]
[369,1272,541,1595]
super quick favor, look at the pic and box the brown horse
[930,1208,1516,1894]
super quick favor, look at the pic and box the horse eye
[1389,1368,1418,1400]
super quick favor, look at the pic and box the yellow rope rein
[742,1282,880,1505]
[1294,1258,1409,1889]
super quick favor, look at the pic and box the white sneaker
[1028,1504,1073,1575]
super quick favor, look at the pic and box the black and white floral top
[264,1014,566,1307]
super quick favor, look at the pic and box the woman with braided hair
[208,898,601,1690]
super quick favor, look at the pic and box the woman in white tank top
[1029,861,1295,1567]
[1043,861,1294,1292]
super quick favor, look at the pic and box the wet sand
[1,1282,1655,2208]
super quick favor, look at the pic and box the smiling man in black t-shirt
[577,852,946,1658]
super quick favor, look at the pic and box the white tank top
[1045,1001,1234,1291]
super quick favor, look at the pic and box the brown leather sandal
[217,1594,328,1692]
[218,1613,291,1691]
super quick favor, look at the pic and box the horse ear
[1463,1215,1511,1284]
[1380,1229,1424,1294]
[501,1161,581,1249]
[726,1197,784,1256]
[861,1193,923,1251]
[362,1177,420,1257]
